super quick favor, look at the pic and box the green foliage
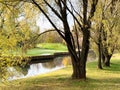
[91,0,120,55]
[38,31,63,43]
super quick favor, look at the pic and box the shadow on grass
[103,62,120,72]
[0,74,120,90]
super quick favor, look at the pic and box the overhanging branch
[32,0,66,41]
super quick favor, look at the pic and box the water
[8,57,66,80]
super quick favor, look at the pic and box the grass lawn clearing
[36,43,67,50]
[27,43,67,56]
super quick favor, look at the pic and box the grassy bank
[0,54,120,90]
[27,43,67,56]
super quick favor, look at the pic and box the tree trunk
[98,43,102,69]
[104,55,112,67]
[102,52,105,64]
[69,30,90,79]
[67,43,86,79]
[66,42,86,80]
[71,57,86,79]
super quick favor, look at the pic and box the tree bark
[71,57,86,79]
[97,22,103,69]
[69,29,90,79]
[102,52,105,64]
[104,55,112,67]
[98,43,102,69]
[78,30,90,79]
[65,27,87,79]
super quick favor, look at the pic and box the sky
[36,14,53,32]
[36,13,74,33]
[36,0,80,33]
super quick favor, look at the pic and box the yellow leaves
[62,57,71,66]
[8,36,17,47]
[0,0,39,80]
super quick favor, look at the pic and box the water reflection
[8,57,66,80]
[26,63,64,77]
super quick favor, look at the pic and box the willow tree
[25,0,98,79]
[91,0,120,68]
[101,0,120,66]
[0,2,24,80]
[0,1,39,81]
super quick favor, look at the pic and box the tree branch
[61,0,83,31]
[88,0,98,20]
[44,0,63,21]
[32,0,66,40]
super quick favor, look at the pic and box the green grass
[0,54,120,90]
[27,48,64,56]
[36,43,67,50]
[27,43,67,56]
